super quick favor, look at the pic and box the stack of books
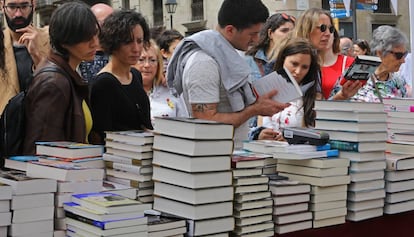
[25,141,106,235]
[147,214,187,237]
[104,130,155,203]
[0,170,57,237]
[269,178,312,234]
[231,150,274,237]
[383,153,414,214]
[314,100,387,221]
[276,158,350,228]
[152,117,235,236]
[0,182,12,236]
[63,192,150,236]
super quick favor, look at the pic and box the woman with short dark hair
[23,1,99,154]
[90,10,153,145]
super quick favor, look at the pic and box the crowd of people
[0,0,412,155]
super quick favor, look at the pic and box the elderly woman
[349,25,409,102]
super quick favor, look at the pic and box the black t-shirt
[13,45,34,91]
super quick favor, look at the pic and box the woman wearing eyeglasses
[349,25,409,102]
[295,8,361,100]
[134,40,187,126]
[89,10,153,145]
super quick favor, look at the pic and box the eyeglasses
[137,58,158,66]
[317,24,335,34]
[281,13,296,23]
[387,51,408,60]
[3,3,33,14]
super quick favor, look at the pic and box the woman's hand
[334,80,362,100]
[258,128,284,140]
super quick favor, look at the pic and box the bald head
[91,3,113,24]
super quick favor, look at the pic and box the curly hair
[99,10,150,55]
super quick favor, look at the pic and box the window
[191,0,204,21]
[153,0,163,27]
[373,1,391,14]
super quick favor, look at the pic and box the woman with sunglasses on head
[249,37,319,140]
[348,25,409,102]
[353,39,371,56]
[89,10,153,145]
[295,8,361,100]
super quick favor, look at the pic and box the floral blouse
[330,73,408,102]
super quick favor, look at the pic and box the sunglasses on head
[281,13,296,23]
[317,24,335,33]
[387,50,408,60]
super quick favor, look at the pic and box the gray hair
[370,25,408,56]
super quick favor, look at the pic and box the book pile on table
[314,100,387,222]
[269,176,312,234]
[63,192,150,236]
[276,157,350,228]
[0,170,57,237]
[25,141,106,235]
[152,117,235,236]
[147,214,186,237]
[0,181,12,236]
[231,150,274,237]
[104,130,155,203]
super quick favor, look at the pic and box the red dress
[321,54,355,99]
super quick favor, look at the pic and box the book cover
[269,180,310,196]
[278,172,350,187]
[276,157,350,168]
[316,110,387,122]
[252,67,304,103]
[65,211,147,230]
[341,55,381,82]
[154,117,234,140]
[276,163,348,177]
[385,153,414,170]
[66,217,147,236]
[105,130,154,145]
[0,170,57,195]
[386,142,414,154]
[314,100,384,112]
[315,119,387,132]
[272,149,339,160]
[147,215,186,232]
[329,140,386,152]
[318,130,387,142]
[339,150,386,162]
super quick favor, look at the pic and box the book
[232,168,263,177]
[310,200,346,212]
[276,163,348,177]
[329,140,386,152]
[387,111,414,119]
[0,182,12,200]
[386,153,414,170]
[234,183,269,194]
[348,179,385,192]
[154,117,234,140]
[102,153,152,166]
[346,207,383,221]
[235,214,272,226]
[102,180,137,200]
[152,166,232,189]
[105,169,152,182]
[71,192,151,214]
[387,116,414,125]
[349,170,384,182]
[311,184,347,194]
[152,134,234,156]
[35,141,104,159]
[26,161,104,181]
[12,205,54,223]
[0,212,11,226]
[234,191,271,203]
[347,198,384,211]
[147,215,186,232]
[274,211,312,225]
[272,149,339,160]
[314,100,384,112]
[8,219,53,236]
[38,156,105,169]
[339,150,386,162]
[341,55,381,82]
[57,180,102,194]
[278,172,350,187]
[4,155,39,171]
[231,152,274,168]
[104,161,152,175]
[315,119,387,132]
[311,191,347,203]
[153,181,233,204]
[313,207,347,220]
[347,189,385,202]
[233,221,274,235]
[252,66,305,103]
[105,176,154,189]
[186,216,234,236]
[233,176,269,186]
[11,192,54,210]
[148,227,186,237]
[152,149,230,172]
[350,160,386,172]
[66,217,147,236]
[389,131,414,143]
[383,97,414,107]
[105,140,153,153]
[386,142,414,154]
[234,206,273,218]
[105,130,154,145]
[316,110,387,122]
[384,199,414,214]
[274,220,312,234]
[385,169,414,181]
[63,202,145,222]
[317,130,387,142]
[272,193,310,206]
[276,157,350,168]
[153,196,233,220]
[242,140,331,154]
[385,179,414,193]
[65,211,147,230]
[0,170,57,195]
[105,147,153,160]
[273,202,309,215]
[385,189,414,203]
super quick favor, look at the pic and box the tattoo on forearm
[194,103,214,112]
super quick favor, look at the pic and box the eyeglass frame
[3,2,33,14]
[316,24,335,34]
[387,50,408,60]
[137,58,158,66]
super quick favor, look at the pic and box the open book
[252,67,310,103]
[340,55,381,85]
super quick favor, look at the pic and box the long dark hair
[0,30,5,75]
[274,38,319,127]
